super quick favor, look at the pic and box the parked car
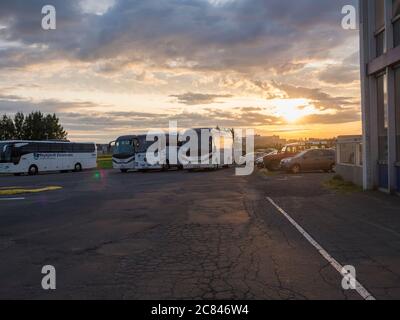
[239,151,275,166]
[280,149,336,174]
[262,142,331,171]
[255,149,277,168]
[262,143,307,170]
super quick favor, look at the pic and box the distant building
[359,0,400,193]
[96,144,112,155]
[336,135,364,186]
[254,135,286,148]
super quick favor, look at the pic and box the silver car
[280,149,336,174]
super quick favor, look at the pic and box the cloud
[0,0,361,140]
[0,96,100,114]
[0,91,360,142]
[318,52,360,85]
[170,92,233,105]
[298,110,360,124]
[0,0,357,74]
[271,81,355,110]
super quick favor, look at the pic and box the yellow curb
[0,186,22,190]
[0,186,63,196]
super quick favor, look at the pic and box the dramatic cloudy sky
[0,0,360,142]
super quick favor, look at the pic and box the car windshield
[0,143,12,163]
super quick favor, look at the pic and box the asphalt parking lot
[0,168,400,299]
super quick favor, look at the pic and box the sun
[280,107,305,123]
[273,99,310,123]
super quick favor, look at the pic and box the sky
[0,0,360,143]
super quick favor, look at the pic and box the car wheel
[291,164,301,174]
[120,169,128,173]
[74,163,82,172]
[28,165,38,176]
[268,160,281,171]
[330,164,336,173]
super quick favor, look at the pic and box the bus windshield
[115,139,136,155]
[0,143,12,163]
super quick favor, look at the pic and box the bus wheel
[74,163,82,172]
[162,162,170,171]
[28,165,38,176]
[120,169,128,173]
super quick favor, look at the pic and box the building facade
[360,0,400,193]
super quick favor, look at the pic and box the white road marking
[266,197,376,301]
[0,197,26,201]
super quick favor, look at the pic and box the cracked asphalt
[0,168,399,299]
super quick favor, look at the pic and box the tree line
[0,111,67,141]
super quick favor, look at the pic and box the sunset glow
[0,0,360,142]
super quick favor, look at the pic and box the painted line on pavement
[0,197,26,201]
[266,196,375,301]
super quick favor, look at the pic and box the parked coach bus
[0,140,97,175]
[181,128,234,171]
[111,134,181,173]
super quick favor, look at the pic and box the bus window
[0,144,12,163]
[51,143,64,153]
[11,146,21,164]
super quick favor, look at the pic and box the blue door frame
[378,164,389,190]
[397,166,400,193]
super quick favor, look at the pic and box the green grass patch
[323,175,362,194]
[97,154,112,160]
[97,157,113,169]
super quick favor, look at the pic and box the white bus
[0,140,97,175]
[112,135,182,172]
[111,135,137,172]
[181,128,234,170]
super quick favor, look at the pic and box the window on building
[376,0,386,56]
[393,0,400,47]
[377,73,389,162]
[395,67,400,161]
[339,143,356,165]
[376,31,386,56]
[376,0,385,30]
[394,0,400,17]
[394,19,400,47]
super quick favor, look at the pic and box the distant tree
[0,111,67,141]
[23,111,46,140]
[44,113,67,140]
[229,128,235,140]
[14,112,25,140]
[0,115,16,140]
